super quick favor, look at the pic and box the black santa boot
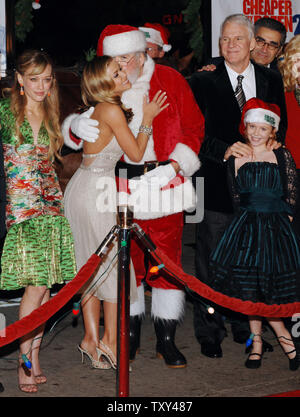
[129,284,145,361]
[154,319,187,368]
[129,315,142,361]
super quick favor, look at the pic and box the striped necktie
[235,75,246,111]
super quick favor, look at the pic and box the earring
[47,91,51,97]
[20,84,24,96]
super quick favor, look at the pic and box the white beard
[121,56,156,164]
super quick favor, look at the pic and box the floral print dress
[0,98,76,290]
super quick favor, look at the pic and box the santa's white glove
[70,107,100,142]
[128,164,177,193]
[142,163,177,188]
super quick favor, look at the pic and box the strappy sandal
[18,362,38,394]
[244,334,264,369]
[77,345,111,369]
[277,336,300,371]
[98,340,117,370]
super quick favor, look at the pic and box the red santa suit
[116,56,204,322]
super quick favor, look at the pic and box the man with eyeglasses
[200,17,286,71]
[139,23,179,71]
[251,17,286,69]
[62,24,204,369]
[139,23,171,60]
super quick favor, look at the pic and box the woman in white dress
[64,55,168,369]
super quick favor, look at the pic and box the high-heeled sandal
[98,340,117,370]
[18,361,38,394]
[245,352,263,369]
[245,334,265,369]
[277,336,300,371]
[77,345,111,370]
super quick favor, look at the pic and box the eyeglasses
[115,54,136,65]
[146,46,162,52]
[255,36,281,51]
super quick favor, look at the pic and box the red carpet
[267,390,300,397]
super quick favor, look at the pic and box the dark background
[9,0,211,70]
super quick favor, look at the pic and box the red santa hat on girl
[139,23,172,52]
[239,97,281,136]
[97,24,147,57]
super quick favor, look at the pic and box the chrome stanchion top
[117,205,134,229]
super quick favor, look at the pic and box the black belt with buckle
[115,160,171,179]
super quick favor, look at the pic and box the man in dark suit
[189,13,287,358]
[204,17,286,72]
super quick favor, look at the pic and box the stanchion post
[116,205,133,397]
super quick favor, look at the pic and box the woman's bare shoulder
[93,102,123,120]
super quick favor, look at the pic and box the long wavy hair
[7,49,63,161]
[278,35,300,92]
[81,55,133,123]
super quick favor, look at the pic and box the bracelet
[139,125,153,136]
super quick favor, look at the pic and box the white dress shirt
[225,61,256,101]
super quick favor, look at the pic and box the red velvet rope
[152,247,300,318]
[1,244,300,350]
[0,254,100,348]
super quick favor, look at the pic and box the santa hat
[139,23,172,52]
[239,98,281,136]
[97,24,147,57]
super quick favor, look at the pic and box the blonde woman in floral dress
[0,50,76,393]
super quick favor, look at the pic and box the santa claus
[63,25,204,368]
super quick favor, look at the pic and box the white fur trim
[130,284,145,317]
[61,114,83,150]
[103,30,147,57]
[244,108,280,131]
[163,44,172,52]
[32,2,41,9]
[169,143,200,177]
[121,57,156,164]
[151,288,185,321]
[127,177,196,220]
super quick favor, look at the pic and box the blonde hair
[81,56,133,122]
[278,35,300,92]
[8,49,63,161]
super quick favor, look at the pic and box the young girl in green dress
[0,50,76,393]
[209,98,300,370]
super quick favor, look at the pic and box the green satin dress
[209,155,300,306]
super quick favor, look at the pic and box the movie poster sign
[212,0,300,56]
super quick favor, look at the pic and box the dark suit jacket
[207,56,280,73]
[189,60,287,214]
